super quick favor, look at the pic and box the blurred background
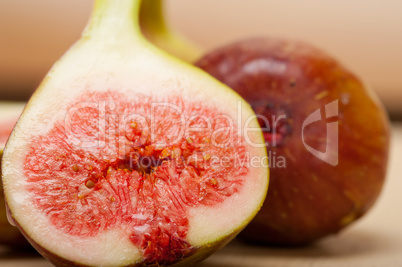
[0,0,401,119]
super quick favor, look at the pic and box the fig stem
[84,0,143,42]
[139,0,202,62]
[140,0,166,35]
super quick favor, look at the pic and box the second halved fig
[1,1,268,266]
[0,102,29,247]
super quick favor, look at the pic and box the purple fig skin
[196,38,390,245]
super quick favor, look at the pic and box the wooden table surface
[1,124,401,267]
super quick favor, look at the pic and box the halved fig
[1,0,268,266]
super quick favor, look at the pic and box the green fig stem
[84,0,143,42]
[140,0,167,35]
[139,0,202,62]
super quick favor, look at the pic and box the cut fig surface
[22,91,257,264]
[1,1,268,266]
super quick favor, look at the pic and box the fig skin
[196,38,391,245]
